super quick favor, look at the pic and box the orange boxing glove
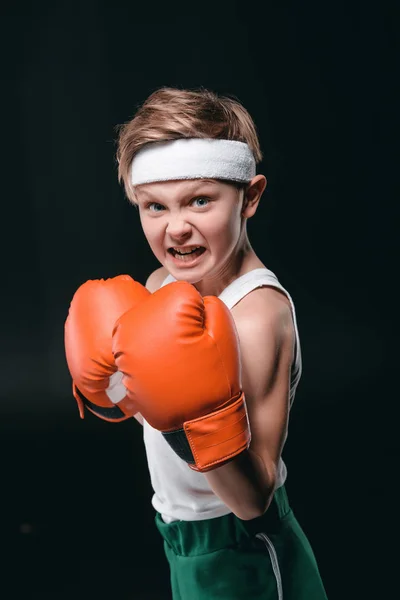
[64,275,150,422]
[113,282,250,471]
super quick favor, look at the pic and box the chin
[171,272,201,285]
[166,253,212,285]
[170,266,207,285]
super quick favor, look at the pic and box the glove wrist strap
[162,393,251,472]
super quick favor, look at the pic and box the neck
[193,230,265,298]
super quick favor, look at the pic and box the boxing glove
[64,275,150,422]
[112,281,250,471]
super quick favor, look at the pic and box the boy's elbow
[233,490,274,521]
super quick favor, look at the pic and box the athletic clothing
[155,485,328,600]
[142,267,327,598]
[142,268,301,523]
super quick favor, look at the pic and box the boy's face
[134,178,245,284]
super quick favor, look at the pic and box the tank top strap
[161,268,289,310]
[217,268,284,310]
[160,274,176,288]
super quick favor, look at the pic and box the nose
[166,215,192,241]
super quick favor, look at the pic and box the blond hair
[116,87,263,203]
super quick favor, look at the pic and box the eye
[192,197,209,208]
[146,202,165,212]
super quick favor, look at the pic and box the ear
[242,175,267,218]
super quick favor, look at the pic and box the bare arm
[204,288,295,520]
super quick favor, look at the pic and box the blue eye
[192,197,209,208]
[147,202,164,212]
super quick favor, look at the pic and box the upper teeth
[173,246,201,255]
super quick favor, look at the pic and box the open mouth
[168,246,206,261]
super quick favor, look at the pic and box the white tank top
[142,268,302,523]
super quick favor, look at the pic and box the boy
[65,87,328,599]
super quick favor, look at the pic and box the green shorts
[155,486,328,600]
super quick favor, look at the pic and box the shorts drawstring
[256,532,283,600]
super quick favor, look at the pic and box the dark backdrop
[2,2,397,599]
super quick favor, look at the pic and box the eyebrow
[136,179,218,201]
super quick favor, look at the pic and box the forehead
[134,178,226,201]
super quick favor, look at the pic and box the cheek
[140,216,161,245]
[206,208,241,245]
[139,218,166,261]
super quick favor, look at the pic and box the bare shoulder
[145,266,169,292]
[231,286,295,413]
[230,285,295,364]
[231,285,293,333]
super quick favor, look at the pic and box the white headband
[130,138,256,186]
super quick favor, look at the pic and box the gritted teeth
[169,245,204,255]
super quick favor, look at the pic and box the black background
[2,1,397,598]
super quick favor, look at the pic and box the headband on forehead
[130,138,256,186]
